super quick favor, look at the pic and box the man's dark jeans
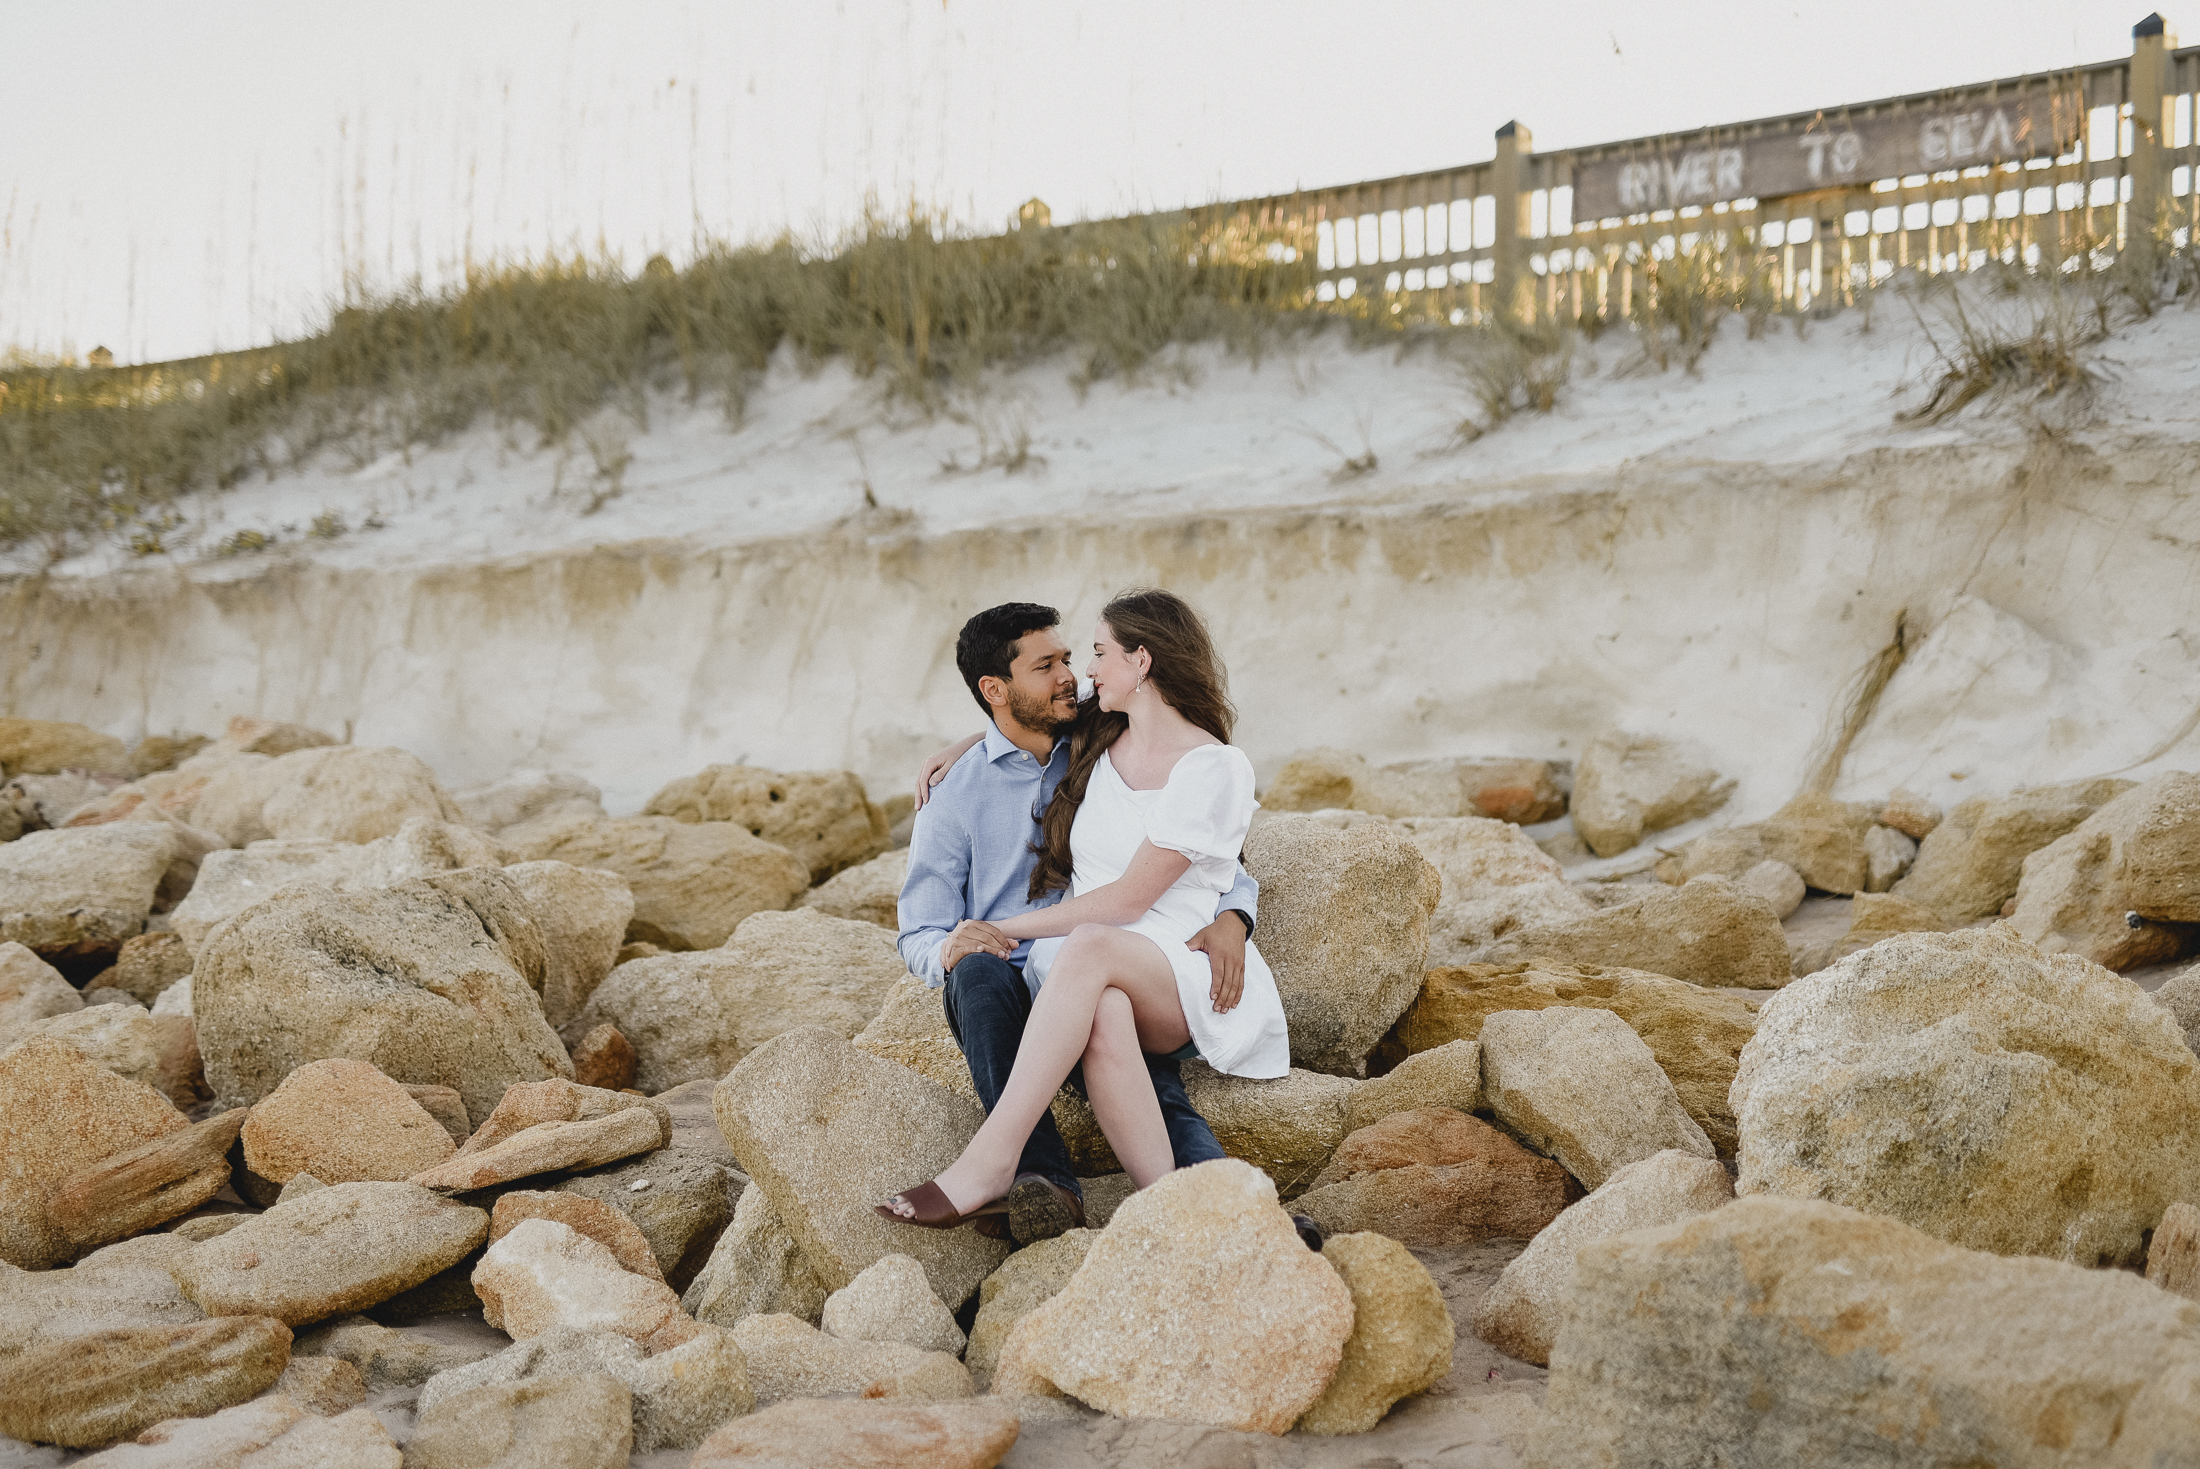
[942,952,1226,1197]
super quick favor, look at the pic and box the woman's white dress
[1026,743,1291,1079]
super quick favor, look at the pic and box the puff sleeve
[1144,745,1259,882]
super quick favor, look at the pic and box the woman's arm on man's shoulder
[913,731,986,810]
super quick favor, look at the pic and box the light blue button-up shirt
[896,719,1259,986]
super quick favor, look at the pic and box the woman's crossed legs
[889,923,1192,1219]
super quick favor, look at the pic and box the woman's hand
[941,919,1013,972]
[914,732,986,810]
[1188,912,1247,1014]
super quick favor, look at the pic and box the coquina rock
[798,847,909,930]
[992,1159,1354,1434]
[1295,1231,1452,1434]
[1731,927,2200,1266]
[450,769,607,835]
[1241,813,1442,1077]
[0,1235,205,1358]
[0,1316,292,1450]
[1383,962,1757,1154]
[691,1398,1020,1469]
[8,1001,206,1108]
[0,719,130,778]
[2009,771,2200,970]
[290,1313,498,1390]
[71,1394,402,1467]
[1862,825,1918,892]
[1263,749,1568,825]
[213,717,339,758]
[1527,1196,2200,1469]
[2158,962,2200,1058]
[193,868,571,1126]
[0,940,81,1030]
[1756,792,1876,895]
[1893,776,2134,923]
[1568,730,1732,858]
[240,1058,456,1185]
[1737,858,1807,917]
[963,1229,1097,1390]
[730,1312,970,1407]
[498,811,809,950]
[500,861,633,1030]
[407,1374,633,1469]
[416,1323,751,1453]
[0,824,178,959]
[489,1193,665,1283]
[1881,787,1944,840]
[1343,1038,1481,1134]
[566,950,741,1092]
[108,932,192,1007]
[708,907,909,1059]
[1468,875,1791,989]
[645,764,891,883]
[188,745,466,848]
[1651,825,1765,885]
[1480,1007,1713,1190]
[684,1179,831,1328]
[1473,1149,1733,1366]
[1292,1107,1577,1246]
[822,1252,965,1356]
[553,1147,734,1295]
[1393,816,1595,966]
[473,1217,699,1354]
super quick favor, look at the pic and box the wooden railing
[1184,15,2197,324]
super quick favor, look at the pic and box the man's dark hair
[956,602,1060,714]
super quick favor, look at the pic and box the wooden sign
[1571,90,2084,220]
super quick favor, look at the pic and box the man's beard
[1007,683,1076,735]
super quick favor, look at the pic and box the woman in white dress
[880,589,1289,1230]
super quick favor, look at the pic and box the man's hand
[1188,912,1247,1014]
[942,918,1013,973]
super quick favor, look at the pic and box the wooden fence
[1185,14,2198,325]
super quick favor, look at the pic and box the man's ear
[977,674,1010,710]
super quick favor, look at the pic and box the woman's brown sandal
[873,1180,1011,1231]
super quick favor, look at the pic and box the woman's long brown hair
[1029,588,1235,899]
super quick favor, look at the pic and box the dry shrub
[1899,271,2106,426]
[1455,324,1574,439]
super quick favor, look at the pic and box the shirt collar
[983,718,1064,765]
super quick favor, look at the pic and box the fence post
[1492,121,1534,325]
[2129,14,2174,267]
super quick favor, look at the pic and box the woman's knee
[1083,987,1140,1064]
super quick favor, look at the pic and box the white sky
[1,0,2150,363]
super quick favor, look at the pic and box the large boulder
[239,1058,455,1185]
[1295,1231,1452,1434]
[191,745,466,848]
[489,1193,665,1283]
[566,950,741,1092]
[1291,1107,1577,1246]
[552,1147,736,1295]
[290,1313,497,1390]
[645,764,891,883]
[684,1181,831,1328]
[0,1316,292,1450]
[1755,792,1875,895]
[822,1252,965,1356]
[0,824,177,959]
[1263,749,1568,825]
[1480,1007,1712,1190]
[1892,776,2135,922]
[1241,813,1442,1076]
[1527,1196,2200,1468]
[193,868,571,1126]
[1473,1149,1733,1366]
[1467,875,1791,989]
[472,1218,699,1355]
[0,1235,204,1359]
[708,907,909,1059]
[500,861,633,1030]
[993,1159,1354,1433]
[1383,962,1758,1154]
[2158,962,2200,1058]
[2009,771,2200,970]
[1731,927,2200,1266]
[1,940,82,1030]
[0,719,130,778]
[10,1001,208,1108]
[963,1229,1097,1390]
[498,811,808,950]
[712,1028,1008,1307]
[1344,1038,1482,1133]
[1394,816,1596,966]
[1568,730,1731,858]
[799,847,910,930]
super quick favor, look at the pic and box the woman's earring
[1134,672,1144,694]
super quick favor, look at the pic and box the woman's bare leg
[1082,987,1175,1188]
[891,925,1191,1217]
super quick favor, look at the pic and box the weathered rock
[1881,786,1944,840]
[1469,875,1791,989]
[1384,962,1758,1155]
[1264,749,1569,825]
[408,1373,634,1469]
[71,1395,401,1467]
[1843,890,1950,942]
[404,1083,472,1143]
[2009,771,2200,970]
[0,1235,203,1358]
[851,980,974,1102]
[0,824,177,958]
[1736,859,1806,917]
[1651,825,1765,885]
[569,1022,637,1091]
[215,717,338,758]
[45,1109,247,1258]
[652,1077,741,1167]
[823,1253,964,1356]
[191,745,465,848]
[1481,1007,1712,1189]
[646,764,891,884]
[129,734,212,778]
[993,1160,1352,1433]
[268,1352,367,1415]
[241,1058,455,1184]
[490,1192,665,1283]
[1893,776,2135,923]
[27,770,134,830]
[10,1000,207,1107]
[964,1230,1097,1390]
[417,1323,752,1452]
[0,938,82,1028]
[1292,1108,1577,1246]
[1241,813,1442,1076]
[2151,1202,2200,1302]
[1182,1061,1356,1196]
[0,718,130,778]
[171,1182,488,1325]
[1527,1196,2200,1469]
[1862,824,1919,892]
[566,949,741,1092]
[500,811,809,951]
[713,1028,1008,1306]
[685,1180,831,1328]
[502,860,633,1030]
[553,1145,736,1294]
[1343,1038,1480,1135]
[1732,927,2200,1266]
[0,1316,291,1449]
[411,1107,663,1192]
[290,1312,497,1389]
[473,1217,699,1354]
[458,1078,670,1157]
[799,847,909,930]
[168,1211,250,1242]
[109,932,192,1007]
[711,907,910,1060]
[691,1397,1021,1469]
[731,1312,971,1407]
[1569,730,1732,858]
[0,1037,204,1268]
[273,1173,326,1204]
[1394,815,1595,966]
[1296,1232,1451,1434]
[1756,792,1875,895]
[193,869,570,1126]
[451,769,607,835]
[2159,962,2200,1058]
[1473,1149,1734,1366]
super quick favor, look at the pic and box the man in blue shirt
[897,602,1255,1244]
